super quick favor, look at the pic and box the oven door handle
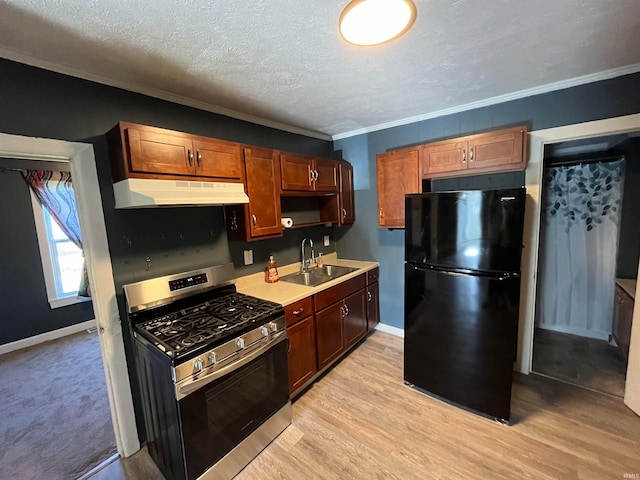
[175,332,287,400]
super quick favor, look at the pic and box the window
[30,189,88,308]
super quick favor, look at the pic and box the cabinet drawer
[366,267,379,285]
[314,274,366,311]
[285,296,314,326]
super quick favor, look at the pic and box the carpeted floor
[532,327,627,397]
[0,330,117,479]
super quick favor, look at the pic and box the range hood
[113,178,249,209]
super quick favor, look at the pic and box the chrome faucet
[300,238,315,273]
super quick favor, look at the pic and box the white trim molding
[0,319,97,356]
[375,323,405,338]
[0,133,140,457]
[332,64,640,140]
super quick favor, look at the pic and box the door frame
[517,113,640,378]
[0,133,139,457]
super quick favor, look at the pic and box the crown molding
[0,48,332,141]
[332,63,640,141]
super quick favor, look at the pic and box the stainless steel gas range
[124,263,291,480]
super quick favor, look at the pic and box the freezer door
[405,188,525,273]
[404,263,521,422]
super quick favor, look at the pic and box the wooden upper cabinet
[108,121,244,183]
[467,127,524,171]
[423,140,467,175]
[280,152,313,191]
[192,138,243,181]
[422,126,527,179]
[339,161,355,225]
[126,126,194,176]
[225,146,282,241]
[376,148,421,228]
[280,153,339,192]
[245,147,282,238]
[314,158,339,192]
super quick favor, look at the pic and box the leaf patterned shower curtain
[536,158,624,339]
[23,170,90,297]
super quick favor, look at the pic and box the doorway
[0,133,139,459]
[531,137,632,396]
[518,113,640,417]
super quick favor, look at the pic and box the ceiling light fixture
[339,0,417,47]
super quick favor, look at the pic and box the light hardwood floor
[93,331,640,480]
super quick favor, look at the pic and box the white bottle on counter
[317,253,324,268]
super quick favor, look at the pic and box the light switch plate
[243,250,253,265]
[324,235,330,247]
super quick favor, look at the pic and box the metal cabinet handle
[188,149,194,166]
[252,214,257,226]
[340,305,346,316]
[379,208,383,218]
[342,208,347,219]
[309,168,314,184]
[293,308,304,316]
[462,149,466,164]
[197,150,202,167]
[315,170,319,181]
[367,291,372,301]
[287,337,291,353]
[469,148,474,163]
[344,304,349,316]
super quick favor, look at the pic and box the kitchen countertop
[235,252,379,306]
[616,278,637,300]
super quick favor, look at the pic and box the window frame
[29,189,89,308]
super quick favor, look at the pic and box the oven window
[179,340,288,480]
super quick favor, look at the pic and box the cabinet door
[344,290,367,349]
[315,302,345,369]
[366,282,380,331]
[126,127,194,176]
[614,285,634,360]
[423,140,467,175]
[287,315,318,395]
[376,148,421,228]
[245,147,282,238]
[314,158,339,192]
[467,127,525,171]
[193,138,244,181]
[280,153,314,191]
[339,161,355,225]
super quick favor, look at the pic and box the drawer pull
[293,308,304,316]
[367,291,372,301]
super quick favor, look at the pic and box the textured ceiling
[0,1,639,139]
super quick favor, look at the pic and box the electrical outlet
[324,235,330,247]
[243,250,253,265]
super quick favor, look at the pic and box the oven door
[177,336,289,480]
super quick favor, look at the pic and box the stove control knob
[269,322,278,333]
[208,352,217,365]
[236,338,245,349]
[193,359,203,372]
[260,326,269,337]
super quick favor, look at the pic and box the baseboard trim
[375,323,405,338]
[537,323,609,341]
[0,319,97,356]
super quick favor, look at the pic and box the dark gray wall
[0,170,95,344]
[334,72,640,329]
[0,58,335,439]
[614,138,640,279]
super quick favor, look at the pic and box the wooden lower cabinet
[287,269,381,397]
[366,282,380,331]
[315,302,345,370]
[287,315,318,394]
[344,290,367,349]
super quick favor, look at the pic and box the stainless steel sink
[280,264,358,287]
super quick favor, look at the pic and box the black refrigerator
[404,188,526,423]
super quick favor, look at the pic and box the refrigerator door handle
[408,262,519,280]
